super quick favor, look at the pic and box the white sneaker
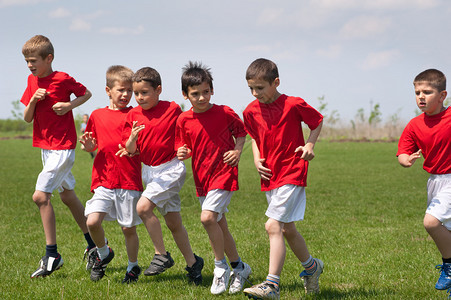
[210,267,231,294]
[229,262,252,294]
[299,258,324,294]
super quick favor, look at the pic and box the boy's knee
[424,214,441,231]
[200,211,217,227]
[122,226,137,236]
[32,191,50,206]
[165,213,182,232]
[86,214,102,229]
[136,198,152,216]
[265,218,282,235]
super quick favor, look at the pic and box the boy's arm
[295,120,323,161]
[223,136,246,167]
[52,89,92,116]
[23,88,48,123]
[252,139,272,181]
[398,150,422,168]
[125,121,145,154]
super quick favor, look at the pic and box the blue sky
[1,0,450,124]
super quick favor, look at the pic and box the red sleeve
[225,106,247,138]
[295,98,323,130]
[397,122,419,156]
[175,115,187,150]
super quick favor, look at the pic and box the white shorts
[85,186,142,228]
[36,149,76,194]
[141,157,186,216]
[265,184,306,223]
[426,174,451,230]
[199,189,233,222]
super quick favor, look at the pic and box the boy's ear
[182,91,189,100]
[273,78,280,88]
[440,90,447,102]
[105,86,111,98]
[45,53,54,64]
[156,85,162,95]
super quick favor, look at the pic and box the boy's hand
[407,149,422,166]
[52,102,72,116]
[129,121,145,141]
[295,143,315,161]
[31,88,49,103]
[398,149,422,167]
[223,149,241,167]
[255,158,272,181]
[177,144,191,160]
[116,144,139,157]
[79,132,97,152]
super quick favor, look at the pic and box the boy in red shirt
[21,35,94,278]
[175,62,252,295]
[242,58,324,299]
[123,67,204,285]
[80,66,142,283]
[397,69,451,295]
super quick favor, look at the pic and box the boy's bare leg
[136,197,166,254]
[59,189,89,233]
[265,218,286,276]
[122,226,139,263]
[33,190,56,245]
[164,212,196,266]
[218,215,239,262]
[283,222,311,262]
[424,213,451,258]
[201,210,226,261]
[86,212,107,247]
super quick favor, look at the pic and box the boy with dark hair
[176,61,252,295]
[242,58,324,299]
[80,65,142,283]
[123,67,204,285]
[397,69,451,296]
[21,34,94,278]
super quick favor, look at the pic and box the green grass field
[0,138,446,299]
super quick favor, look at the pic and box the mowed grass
[0,138,445,299]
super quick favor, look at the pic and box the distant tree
[368,101,381,127]
[317,95,340,126]
[11,100,23,120]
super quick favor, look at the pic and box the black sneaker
[90,247,114,281]
[31,254,64,278]
[144,251,174,276]
[185,254,204,285]
[83,247,98,271]
[122,265,142,284]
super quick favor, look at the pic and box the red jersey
[122,101,181,166]
[86,107,142,192]
[243,94,323,191]
[175,105,247,196]
[397,107,451,174]
[20,71,87,150]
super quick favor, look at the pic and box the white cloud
[69,18,91,31]
[361,49,400,70]
[0,0,53,8]
[340,15,391,39]
[317,0,440,10]
[316,44,342,59]
[48,7,70,18]
[99,25,145,35]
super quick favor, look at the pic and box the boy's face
[414,82,447,116]
[247,78,280,104]
[24,52,53,78]
[183,81,213,113]
[133,81,161,110]
[106,80,133,110]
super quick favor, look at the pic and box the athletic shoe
[447,288,451,299]
[210,266,231,295]
[83,247,97,271]
[185,254,204,285]
[243,281,280,300]
[90,247,114,281]
[435,263,451,290]
[122,265,142,284]
[229,262,252,294]
[30,254,64,278]
[144,251,174,276]
[299,258,324,294]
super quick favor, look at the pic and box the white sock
[97,245,109,260]
[127,260,138,272]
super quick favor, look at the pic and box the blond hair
[22,35,54,59]
[106,65,134,88]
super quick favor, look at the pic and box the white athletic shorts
[141,157,186,216]
[36,149,76,194]
[265,184,306,223]
[426,174,451,230]
[199,189,233,222]
[84,186,142,228]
